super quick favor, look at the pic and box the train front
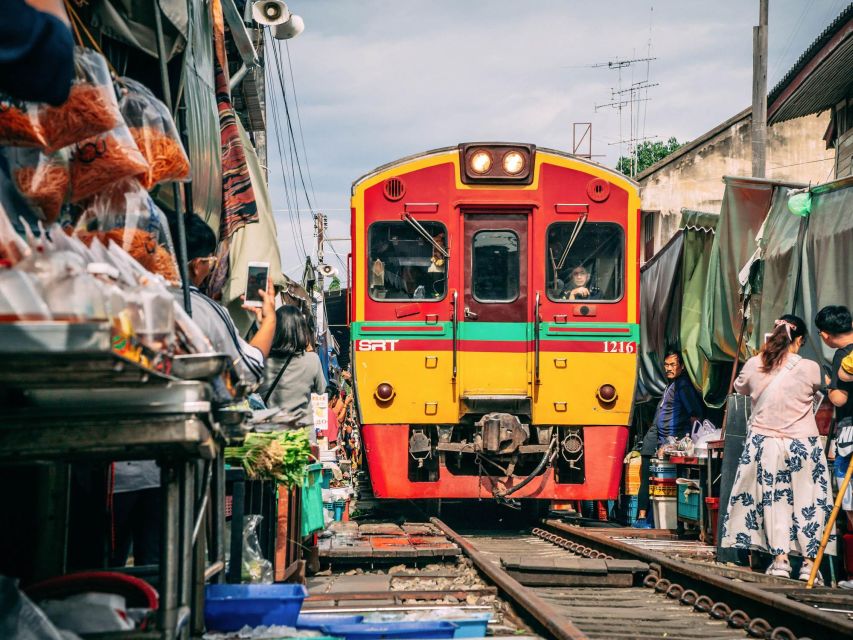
[350,143,640,505]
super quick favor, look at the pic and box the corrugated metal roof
[768,3,853,124]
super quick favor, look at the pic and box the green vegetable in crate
[225,430,312,487]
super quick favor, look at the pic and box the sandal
[765,559,792,578]
[798,564,824,586]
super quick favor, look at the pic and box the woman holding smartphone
[260,306,327,433]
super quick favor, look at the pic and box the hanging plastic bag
[0,201,29,265]
[241,515,273,583]
[68,124,149,203]
[0,95,46,147]
[118,78,191,189]
[72,179,180,285]
[40,47,122,154]
[4,148,70,223]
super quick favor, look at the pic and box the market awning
[637,231,684,402]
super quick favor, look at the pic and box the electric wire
[265,58,308,261]
[284,41,319,208]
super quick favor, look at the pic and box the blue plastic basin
[298,614,365,630]
[204,584,307,631]
[323,621,458,639]
[448,613,490,638]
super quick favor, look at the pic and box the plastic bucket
[652,496,677,529]
[204,584,307,631]
[301,463,324,536]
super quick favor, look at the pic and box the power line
[284,41,319,208]
[265,58,308,260]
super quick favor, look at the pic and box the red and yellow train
[349,143,639,506]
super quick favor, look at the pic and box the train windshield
[368,221,448,300]
[546,222,624,302]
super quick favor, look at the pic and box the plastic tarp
[637,231,684,401]
[797,177,853,364]
[679,211,719,403]
[750,187,807,352]
[182,0,222,230]
[91,1,188,61]
[224,118,287,335]
[700,177,778,364]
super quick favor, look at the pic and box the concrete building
[636,109,833,263]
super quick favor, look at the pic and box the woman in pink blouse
[720,314,835,584]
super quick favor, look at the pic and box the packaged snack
[119,78,191,189]
[72,179,181,285]
[68,125,148,202]
[40,48,122,153]
[5,148,70,223]
[0,96,45,147]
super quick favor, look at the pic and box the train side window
[472,230,519,302]
[546,222,624,302]
[367,221,447,301]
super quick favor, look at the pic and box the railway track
[431,518,853,640]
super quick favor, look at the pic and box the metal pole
[751,0,769,178]
[153,7,192,314]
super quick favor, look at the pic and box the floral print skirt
[721,433,836,557]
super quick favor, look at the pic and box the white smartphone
[245,261,270,307]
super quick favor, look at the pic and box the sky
[264,0,850,283]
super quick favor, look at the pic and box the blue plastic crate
[322,621,458,639]
[204,584,307,632]
[298,614,364,630]
[677,484,702,522]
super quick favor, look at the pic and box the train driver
[565,265,600,301]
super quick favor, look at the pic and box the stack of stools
[649,459,677,529]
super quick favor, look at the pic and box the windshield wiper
[402,213,449,258]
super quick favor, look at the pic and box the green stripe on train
[352,321,639,342]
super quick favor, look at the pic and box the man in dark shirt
[634,349,704,528]
[816,306,853,429]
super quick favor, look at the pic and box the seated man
[564,265,600,301]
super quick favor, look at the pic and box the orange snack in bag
[69,131,148,202]
[0,100,45,147]
[14,164,70,223]
[41,83,122,154]
[129,127,191,188]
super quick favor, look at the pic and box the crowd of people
[636,305,853,586]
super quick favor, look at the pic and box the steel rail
[430,518,588,640]
[543,519,853,640]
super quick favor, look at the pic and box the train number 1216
[602,341,636,353]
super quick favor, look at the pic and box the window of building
[472,230,519,302]
[546,222,624,302]
[367,221,447,301]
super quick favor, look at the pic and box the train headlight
[502,150,525,175]
[469,150,492,174]
[375,382,395,402]
[597,384,617,404]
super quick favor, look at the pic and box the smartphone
[245,261,270,307]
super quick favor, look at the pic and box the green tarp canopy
[638,176,853,409]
